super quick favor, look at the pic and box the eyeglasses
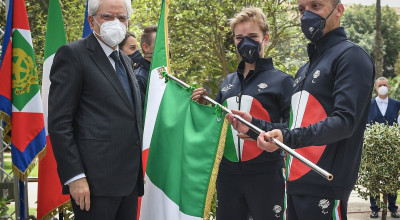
[93,13,129,22]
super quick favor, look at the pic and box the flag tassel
[12,147,46,180]
[40,200,71,220]
[203,118,228,220]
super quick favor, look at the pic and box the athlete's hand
[191,88,207,105]
[225,109,252,134]
[257,130,281,152]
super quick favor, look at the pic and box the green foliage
[131,0,307,97]
[395,52,400,76]
[209,192,217,219]
[0,197,9,218]
[25,0,48,85]
[342,4,400,78]
[388,74,400,101]
[356,123,400,214]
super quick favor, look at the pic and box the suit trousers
[71,185,138,220]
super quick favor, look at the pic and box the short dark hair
[119,31,136,49]
[140,25,158,47]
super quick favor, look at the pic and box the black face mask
[128,50,143,64]
[237,36,262,64]
[300,2,338,42]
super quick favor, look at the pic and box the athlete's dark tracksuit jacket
[214,57,293,219]
[280,27,375,201]
[134,57,151,102]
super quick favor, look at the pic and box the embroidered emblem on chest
[312,70,320,83]
[258,83,268,92]
[221,84,233,92]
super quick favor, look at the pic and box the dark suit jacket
[48,33,144,197]
[368,97,400,125]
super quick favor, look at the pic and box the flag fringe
[0,111,11,144]
[12,146,47,180]
[164,0,171,74]
[39,200,71,220]
[203,117,228,220]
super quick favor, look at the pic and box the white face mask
[94,18,126,47]
[378,86,388,96]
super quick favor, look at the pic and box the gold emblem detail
[12,48,38,95]
[157,66,168,79]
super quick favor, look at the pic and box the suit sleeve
[246,75,294,139]
[136,72,147,105]
[282,47,375,149]
[48,44,85,184]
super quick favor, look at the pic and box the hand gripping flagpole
[162,71,333,181]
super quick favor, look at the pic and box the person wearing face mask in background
[119,31,143,66]
[251,0,375,219]
[192,7,293,220]
[48,0,144,219]
[135,25,157,102]
[367,77,400,219]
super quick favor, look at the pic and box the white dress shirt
[64,35,119,186]
[375,96,388,116]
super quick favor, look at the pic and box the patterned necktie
[110,51,134,107]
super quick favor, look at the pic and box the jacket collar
[237,57,274,78]
[135,56,151,71]
[307,27,348,61]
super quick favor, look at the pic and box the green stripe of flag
[149,0,168,72]
[223,125,238,162]
[44,0,66,60]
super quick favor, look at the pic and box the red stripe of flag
[11,112,45,152]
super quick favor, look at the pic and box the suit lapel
[86,34,134,113]
[373,99,384,117]
[121,52,143,142]
[385,98,393,117]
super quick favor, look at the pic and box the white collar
[375,96,388,104]
[94,34,118,57]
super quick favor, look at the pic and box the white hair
[376,76,389,84]
[88,0,132,18]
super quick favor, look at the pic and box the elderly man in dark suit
[48,0,143,219]
[368,77,400,219]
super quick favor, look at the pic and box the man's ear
[336,3,344,18]
[88,15,95,29]
[142,42,149,54]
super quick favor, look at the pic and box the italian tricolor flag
[139,0,228,219]
[37,0,71,219]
